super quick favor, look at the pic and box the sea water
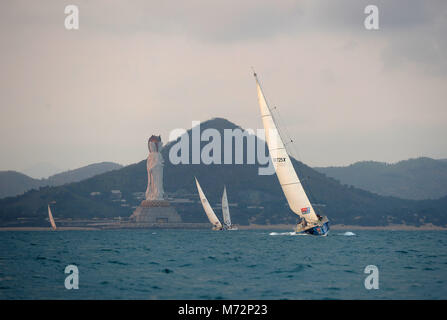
[0,229,446,299]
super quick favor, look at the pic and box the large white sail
[195,178,223,228]
[48,204,57,230]
[255,73,319,223]
[222,186,231,227]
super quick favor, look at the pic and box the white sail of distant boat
[48,204,57,230]
[222,186,231,227]
[254,71,329,236]
[221,186,237,230]
[195,178,223,230]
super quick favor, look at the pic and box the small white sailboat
[254,71,329,236]
[222,186,238,230]
[195,177,223,230]
[48,204,57,231]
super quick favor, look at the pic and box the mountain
[0,171,42,200]
[314,158,447,200]
[45,162,123,186]
[0,162,122,198]
[0,118,446,227]
[22,162,62,179]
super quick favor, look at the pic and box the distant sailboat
[254,71,329,236]
[195,178,223,230]
[222,186,238,230]
[48,204,57,231]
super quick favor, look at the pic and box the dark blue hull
[304,221,330,236]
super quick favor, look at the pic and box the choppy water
[0,230,446,299]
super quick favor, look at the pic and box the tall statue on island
[145,135,165,201]
[130,134,182,224]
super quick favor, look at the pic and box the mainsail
[48,204,57,230]
[254,73,319,223]
[195,178,223,228]
[222,186,231,227]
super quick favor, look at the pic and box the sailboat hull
[303,221,330,236]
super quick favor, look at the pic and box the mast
[254,72,319,223]
[222,186,231,227]
[195,178,223,228]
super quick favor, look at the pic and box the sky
[1,0,446,178]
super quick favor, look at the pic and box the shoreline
[0,227,101,231]
[0,223,446,231]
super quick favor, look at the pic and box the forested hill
[0,118,446,227]
[314,158,447,200]
[0,162,122,198]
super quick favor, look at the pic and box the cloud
[0,1,446,170]
[3,0,445,74]
[381,5,447,75]
[301,0,447,75]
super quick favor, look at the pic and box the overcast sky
[1,0,446,177]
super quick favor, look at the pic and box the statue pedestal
[130,200,182,223]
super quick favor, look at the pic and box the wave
[339,231,356,236]
[269,232,308,236]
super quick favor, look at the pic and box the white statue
[145,135,165,201]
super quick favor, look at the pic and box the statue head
[148,135,162,153]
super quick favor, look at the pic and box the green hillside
[315,158,447,200]
[0,171,42,199]
[1,118,446,227]
[0,162,122,198]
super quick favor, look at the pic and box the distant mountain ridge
[0,171,42,199]
[45,162,123,186]
[21,162,62,179]
[1,118,446,228]
[314,157,447,200]
[0,162,122,198]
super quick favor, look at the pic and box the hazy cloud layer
[0,1,446,173]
